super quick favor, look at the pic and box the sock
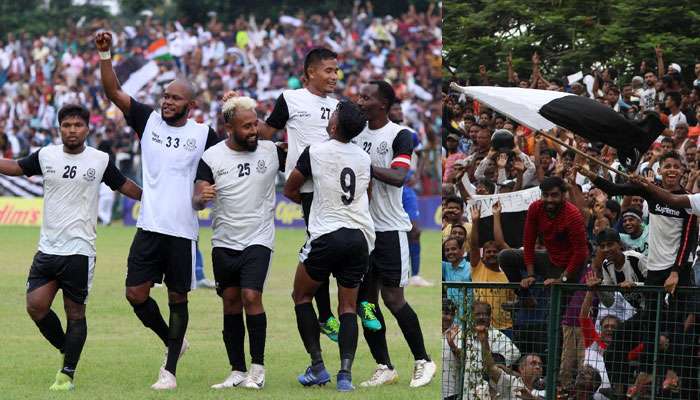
[131,297,169,346]
[357,276,370,304]
[314,280,333,323]
[409,241,421,276]
[294,303,323,367]
[223,313,246,372]
[338,313,358,373]
[363,305,393,369]
[391,303,429,361]
[62,318,87,379]
[34,310,65,352]
[246,313,267,366]
[164,302,189,376]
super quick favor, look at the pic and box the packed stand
[0,2,442,195]
[442,48,700,399]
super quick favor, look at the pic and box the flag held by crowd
[450,84,666,170]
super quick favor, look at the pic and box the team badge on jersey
[83,168,96,181]
[377,141,389,155]
[256,160,267,174]
[184,138,197,151]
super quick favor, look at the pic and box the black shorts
[368,231,411,288]
[212,245,272,294]
[27,251,95,304]
[299,228,369,288]
[300,192,313,227]
[126,229,196,293]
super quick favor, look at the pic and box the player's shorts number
[340,167,356,205]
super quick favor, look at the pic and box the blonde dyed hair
[222,96,257,123]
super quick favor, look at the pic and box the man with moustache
[193,94,286,390]
[96,31,221,389]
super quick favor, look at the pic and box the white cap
[670,63,682,73]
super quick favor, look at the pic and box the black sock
[34,310,65,352]
[338,313,358,373]
[223,313,246,372]
[391,303,429,361]
[164,302,189,376]
[363,305,392,369]
[246,313,267,366]
[62,318,87,379]
[357,276,370,304]
[314,280,333,322]
[131,297,169,346]
[294,303,323,367]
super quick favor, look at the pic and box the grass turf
[0,225,440,399]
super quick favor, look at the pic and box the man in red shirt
[499,176,589,295]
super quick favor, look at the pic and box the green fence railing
[441,282,699,400]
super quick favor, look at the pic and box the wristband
[99,50,111,60]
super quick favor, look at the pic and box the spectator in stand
[442,195,471,250]
[618,207,649,256]
[499,176,589,303]
[0,3,442,197]
[465,301,521,399]
[442,237,471,318]
[441,299,463,400]
[468,201,516,338]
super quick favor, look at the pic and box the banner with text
[464,186,541,248]
[122,194,442,230]
[0,197,43,226]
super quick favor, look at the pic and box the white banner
[465,186,540,221]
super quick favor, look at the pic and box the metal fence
[442,282,700,400]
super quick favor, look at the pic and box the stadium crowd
[442,49,700,399]
[0,1,442,195]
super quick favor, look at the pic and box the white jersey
[266,88,338,193]
[18,145,126,256]
[353,121,413,232]
[295,140,375,251]
[125,99,219,240]
[197,140,284,251]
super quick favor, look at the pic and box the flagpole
[537,131,631,180]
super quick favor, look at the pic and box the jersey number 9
[340,167,356,205]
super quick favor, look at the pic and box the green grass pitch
[0,225,440,399]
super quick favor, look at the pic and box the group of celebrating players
[0,32,436,393]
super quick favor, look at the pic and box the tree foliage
[0,4,110,39]
[444,0,700,85]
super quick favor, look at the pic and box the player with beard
[284,101,374,391]
[578,152,698,397]
[257,48,346,342]
[96,32,221,389]
[194,94,285,390]
[354,81,436,388]
[0,104,141,391]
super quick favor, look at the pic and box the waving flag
[450,84,665,170]
[145,38,172,61]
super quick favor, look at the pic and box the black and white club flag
[450,84,665,170]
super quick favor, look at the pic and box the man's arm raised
[95,31,131,114]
